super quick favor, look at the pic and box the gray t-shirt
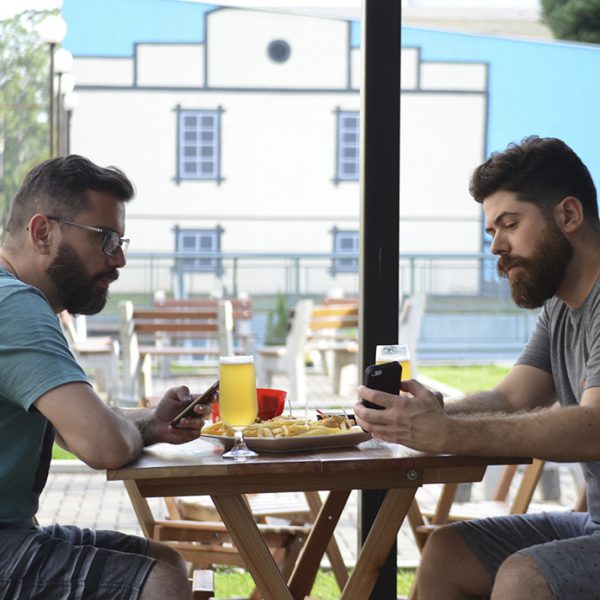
[518,276,600,522]
[0,269,88,528]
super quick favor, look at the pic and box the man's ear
[554,196,584,234]
[27,214,54,255]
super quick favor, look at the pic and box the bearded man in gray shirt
[356,135,600,600]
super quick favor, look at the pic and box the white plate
[203,429,371,453]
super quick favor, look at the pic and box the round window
[267,39,291,63]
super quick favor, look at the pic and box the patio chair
[255,298,314,405]
[408,459,546,551]
[124,482,348,599]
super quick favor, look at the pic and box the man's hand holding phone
[362,361,401,409]
[169,380,219,427]
[355,370,449,451]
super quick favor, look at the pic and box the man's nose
[109,249,126,269]
[489,233,508,255]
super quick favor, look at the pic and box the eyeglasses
[46,216,130,256]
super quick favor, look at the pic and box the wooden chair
[408,459,546,551]
[398,292,427,372]
[118,299,235,399]
[124,482,348,599]
[313,292,427,394]
[307,303,359,393]
[59,311,119,396]
[255,298,314,405]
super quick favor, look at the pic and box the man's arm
[444,364,558,416]
[36,383,210,469]
[354,364,600,461]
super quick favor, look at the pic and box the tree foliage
[541,0,600,44]
[0,11,51,221]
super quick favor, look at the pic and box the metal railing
[112,250,507,305]
[95,250,532,360]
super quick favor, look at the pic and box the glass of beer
[219,355,258,460]
[375,344,412,380]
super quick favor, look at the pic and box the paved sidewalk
[38,370,581,571]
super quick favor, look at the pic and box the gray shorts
[0,523,156,600]
[455,511,600,600]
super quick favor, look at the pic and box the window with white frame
[331,228,359,274]
[174,226,224,275]
[175,107,223,183]
[335,109,360,183]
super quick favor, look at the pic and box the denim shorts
[0,523,156,600]
[456,511,600,600]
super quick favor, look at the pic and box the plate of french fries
[202,414,371,453]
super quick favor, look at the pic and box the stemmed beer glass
[375,344,413,380]
[219,355,258,460]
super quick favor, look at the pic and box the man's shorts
[455,511,600,600]
[0,523,156,599]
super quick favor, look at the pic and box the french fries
[203,414,358,438]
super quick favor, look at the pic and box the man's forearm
[444,390,515,416]
[443,404,600,462]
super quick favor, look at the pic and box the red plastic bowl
[211,387,287,422]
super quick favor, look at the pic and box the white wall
[207,8,350,88]
[70,7,487,295]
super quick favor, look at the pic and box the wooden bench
[119,300,237,399]
[154,297,254,353]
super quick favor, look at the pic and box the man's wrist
[134,414,154,446]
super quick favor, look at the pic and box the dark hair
[469,136,598,223]
[2,154,135,239]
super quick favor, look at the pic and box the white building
[69,5,486,297]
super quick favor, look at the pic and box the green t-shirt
[0,269,88,528]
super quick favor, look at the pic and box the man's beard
[497,220,573,309]
[47,242,118,315]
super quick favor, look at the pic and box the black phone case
[170,380,219,426]
[362,361,402,409]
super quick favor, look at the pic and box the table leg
[288,490,351,600]
[340,487,417,600]
[212,494,293,600]
[304,491,349,589]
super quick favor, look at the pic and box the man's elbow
[77,438,140,470]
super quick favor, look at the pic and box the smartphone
[362,361,402,410]
[170,380,219,427]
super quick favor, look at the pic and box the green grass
[419,364,511,393]
[213,567,416,598]
[51,444,77,460]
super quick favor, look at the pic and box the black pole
[358,0,401,598]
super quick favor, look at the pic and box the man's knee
[140,560,191,600]
[492,553,553,600]
[421,524,464,566]
[417,525,492,598]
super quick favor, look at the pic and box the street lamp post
[36,15,67,159]
[63,92,79,155]
[54,49,74,156]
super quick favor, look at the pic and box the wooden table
[108,439,529,600]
